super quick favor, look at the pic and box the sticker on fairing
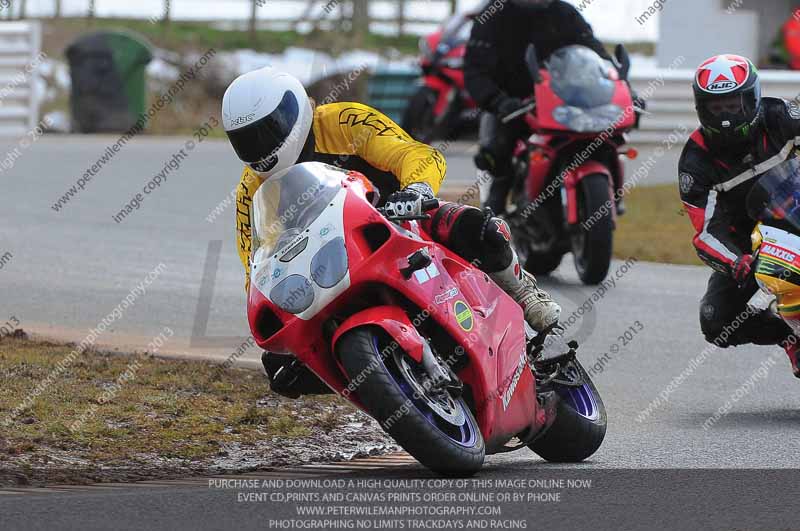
[435,287,459,304]
[762,244,798,264]
[414,263,440,284]
[502,349,527,411]
[454,300,474,331]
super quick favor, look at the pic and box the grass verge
[0,336,394,487]
[614,184,703,266]
[41,17,654,59]
[42,18,421,57]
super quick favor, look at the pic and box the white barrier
[629,69,800,144]
[0,21,42,137]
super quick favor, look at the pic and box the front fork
[420,339,461,396]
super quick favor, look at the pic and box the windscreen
[546,45,625,132]
[440,15,471,47]
[747,157,800,232]
[547,45,616,108]
[251,163,343,261]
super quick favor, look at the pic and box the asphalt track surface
[0,136,676,361]
[0,136,797,530]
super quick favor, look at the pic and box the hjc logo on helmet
[696,55,750,94]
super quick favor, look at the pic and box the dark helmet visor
[226,90,299,172]
[697,85,760,132]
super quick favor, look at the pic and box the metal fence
[0,1,458,36]
[629,69,800,144]
[0,20,41,136]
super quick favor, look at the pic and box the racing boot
[490,250,561,333]
[783,339,800,378]
[262,352,333,398]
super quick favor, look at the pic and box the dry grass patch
[615,184,703,266]
[0,337,394,486]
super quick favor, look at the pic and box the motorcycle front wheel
[571,173,614,285]
[337,326,485,476]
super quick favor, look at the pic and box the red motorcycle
[402,11,479,142]
[247,161,606,475]
[505,44,639,285]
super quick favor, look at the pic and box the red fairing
[528,70,563,132]
[524,138,557,201]
[527,70,635,133]
[609,80,636,129]
[424,74,460,116]
[247,171,546,452]
[419,19,476,117]
[332,306,425,363]
[563,161,614,225]
[514,54,634,239]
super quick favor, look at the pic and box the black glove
[632,91,647,112]
[631,88,646,129]
[384,183,434,218]
[493,96,526,122]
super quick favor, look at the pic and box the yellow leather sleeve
[313,102,447,194]
[235,167,265,293]
[234,103,448,293]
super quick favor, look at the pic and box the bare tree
[294,0,316,33]
[397,0,405,37]
[350,0,368,46]
[162,0,171,25]
[249,0,258,46]
[54,0,62,18]
[18,0,26,19]
[88,0,95,21]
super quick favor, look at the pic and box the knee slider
[700,303,732,347]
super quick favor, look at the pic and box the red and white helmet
[692,54,762,146]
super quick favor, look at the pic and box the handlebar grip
[422,198,440,211]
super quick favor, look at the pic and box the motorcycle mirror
[525,44,542,83]
[614,44,631,80]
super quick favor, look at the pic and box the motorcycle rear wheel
[529,359,607,462]
[338,326,485,476]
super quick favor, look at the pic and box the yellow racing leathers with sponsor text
[235,101,446,292]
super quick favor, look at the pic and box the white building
[658,0,798,68]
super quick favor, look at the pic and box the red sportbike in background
[247,162,606,475]
[504,44,640,285]
[402,11,479,142]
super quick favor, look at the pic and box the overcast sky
[19,0,659,42]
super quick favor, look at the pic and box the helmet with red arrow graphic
[693,54,762,148]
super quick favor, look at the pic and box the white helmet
[222,67,314,177]
[510,0,554,8]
